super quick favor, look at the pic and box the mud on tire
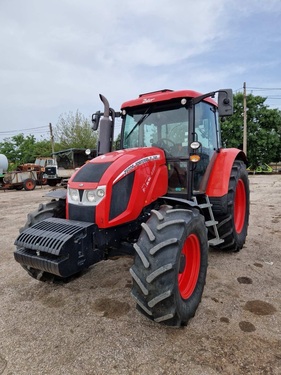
[130,205,208,327]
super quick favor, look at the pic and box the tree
[54,110,98,150]
[33,139,53,158]
[0,134,52,170]
[221,93,281,168]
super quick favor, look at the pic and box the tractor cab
[118,89,232,198]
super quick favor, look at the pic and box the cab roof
[121,89,218,109]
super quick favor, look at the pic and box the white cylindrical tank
[0,154,8,174]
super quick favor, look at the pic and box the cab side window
[194,102,219,191]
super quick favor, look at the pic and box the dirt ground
[0,174,280,375]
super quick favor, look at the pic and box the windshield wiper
[125,108,151,140]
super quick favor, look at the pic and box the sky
[0,0,281,142]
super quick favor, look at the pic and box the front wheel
[130,205,208,327]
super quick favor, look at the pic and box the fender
[206,148,247,197]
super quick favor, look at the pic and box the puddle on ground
[220,317,230,324]
[244,300,277,315]
[253,263,263,268]
[239,321,256,332]
[237,276,253,284]
[92,298,131,319]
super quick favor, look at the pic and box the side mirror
[92,111,102,131]
[218,89,233,117]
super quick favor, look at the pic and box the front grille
[68,204,96,223]
[45,166,56,176]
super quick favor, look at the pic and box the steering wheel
[160,138,175,147]
[156,138,176,152]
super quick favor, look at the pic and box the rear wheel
[209,160,249,252]
[23,178,36,191]
[18,200,67,282]
[130,205,208,327]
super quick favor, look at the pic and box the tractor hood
[67,147,168,228]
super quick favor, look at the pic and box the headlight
[86,190,96,202]
[69,188,79,201]
[68,186,106,205]
[97,188,105,198]
[85,187,106,203]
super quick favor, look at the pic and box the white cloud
[0,0,280,138]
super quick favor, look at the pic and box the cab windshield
[122,105,189,158]
[121,101,219,194]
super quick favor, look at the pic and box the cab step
[193,195,224,247]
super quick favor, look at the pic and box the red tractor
[14,88,249,327]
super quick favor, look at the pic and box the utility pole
[49,123,55,156]
[243,82,247,155]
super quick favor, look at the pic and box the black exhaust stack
[97,94,114,155]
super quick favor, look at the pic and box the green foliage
[33,139,53,158]
[113,133,121,150]
[221,93,281,168]
[54,110,98,150]
[0,134,52,169]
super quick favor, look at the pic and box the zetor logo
[123,155,160,175]
[113,155,160,184]
[142,98,155,103]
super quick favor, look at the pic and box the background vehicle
[16,157,55,186]
[14,88,250,327]
[0,154,43,191]
[247,163,273,174]
[44,148,95,187]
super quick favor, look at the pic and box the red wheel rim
[178,234,201,299]
[26,181,35,190]
[234,179,246,233]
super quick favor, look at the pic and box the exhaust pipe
[97,94,114,155]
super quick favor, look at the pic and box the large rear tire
[18,200,68,282]
[209,160,250,252]
[130,205,208,327]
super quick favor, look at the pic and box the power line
[247,87,281,91]
[234,87,281,94]
[0,125,49,134]
[234,87,243,93]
